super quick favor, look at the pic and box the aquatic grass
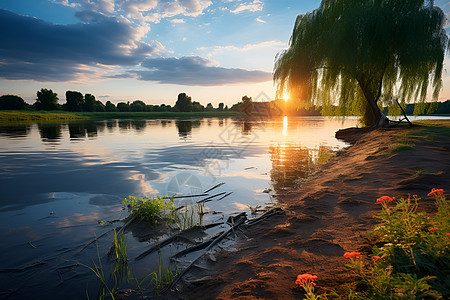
[151,255,178,295]
[174,202,204,231]
[83,242,117,300]
[113,229,128,265]
[85,229,180,299]
[247,204,262,216]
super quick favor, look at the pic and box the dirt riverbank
[170,125,450,299]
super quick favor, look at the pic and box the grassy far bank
[72,110,240,119]
[0,111,89,122]
[0,110,241,123]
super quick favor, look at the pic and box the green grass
[412,120,450,137]
[72,111,240,119]
[0,111,89,122]
[389,120,450,153]
[0,110,241,123]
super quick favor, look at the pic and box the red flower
[428,227,439,232]
[344,252,361,258]
[427,188,445,197]
[295,273,318,286]
[376,196,393,204]
[446,233,450,237]
[372,255,381,261]
[413,195,418,198]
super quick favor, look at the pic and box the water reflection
[242,120,252,135]
[0,116,357,299]
[176,119,201,139]
[38,123,62,141]
[270,143,334,192]
[68,121,98,139]
[0,124,31,138]
[282,116,288,136]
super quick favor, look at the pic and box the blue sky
[0,0,449,106]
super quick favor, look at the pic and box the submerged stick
[171,232,223,259]
[163,214,247,293]
[197,192,226,203]
[203,182,225,193]
[136,234,178,260]
[246,207,283,226]
[79,229,113,253]
[172,194,209,199]
[217,192,233,201]
[136,222,224,260]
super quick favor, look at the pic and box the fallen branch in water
[203,182,225,193]
[135,222,224,260]
[197,192,227,203]
[217,192,233,201]
[79,229,114,253]
[163,214,247,293]
[246,207,283,226]
[171,231,223,259]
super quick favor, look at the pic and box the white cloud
[170,18,185,23]
[230,0,263,14]
[55,0,213,23]
[255,17,265,23]
[198,40,286,56]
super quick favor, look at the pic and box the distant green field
[0,110,241,123]
[0,111,89,122]
[72,111,241,119]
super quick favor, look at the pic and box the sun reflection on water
[282,116,288,136]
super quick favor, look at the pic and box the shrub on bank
[296,188,449,299]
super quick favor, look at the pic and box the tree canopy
[274,0,449,127]
[175,93,193,112]
[65,91,84,111]
[35,88,59,111]
[0,95,27,110]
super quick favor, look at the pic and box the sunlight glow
[282,92,290,102]
[283,116,288,136]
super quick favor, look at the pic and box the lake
[0,116,356,299]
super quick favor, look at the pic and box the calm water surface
[0,116,356,299]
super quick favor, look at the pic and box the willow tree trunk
[358,75,387,128]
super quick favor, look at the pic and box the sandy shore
[171,126,450,299]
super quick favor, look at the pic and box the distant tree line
[0,89,230,113]
[2,89,449,116]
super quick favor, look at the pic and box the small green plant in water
[122,195,174,225]
[151,256,178,294]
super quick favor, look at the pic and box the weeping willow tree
[274,0,449,127]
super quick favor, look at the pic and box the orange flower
[295,273,318,286]
[372,255,381,261]
[413,194,418,198]
[428,227,439,232]
[376,196,393,204]
[344,252,361,258]
[427,188,445,197]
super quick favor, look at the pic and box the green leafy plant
[292,189,449,299]
[122,195,173,225]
